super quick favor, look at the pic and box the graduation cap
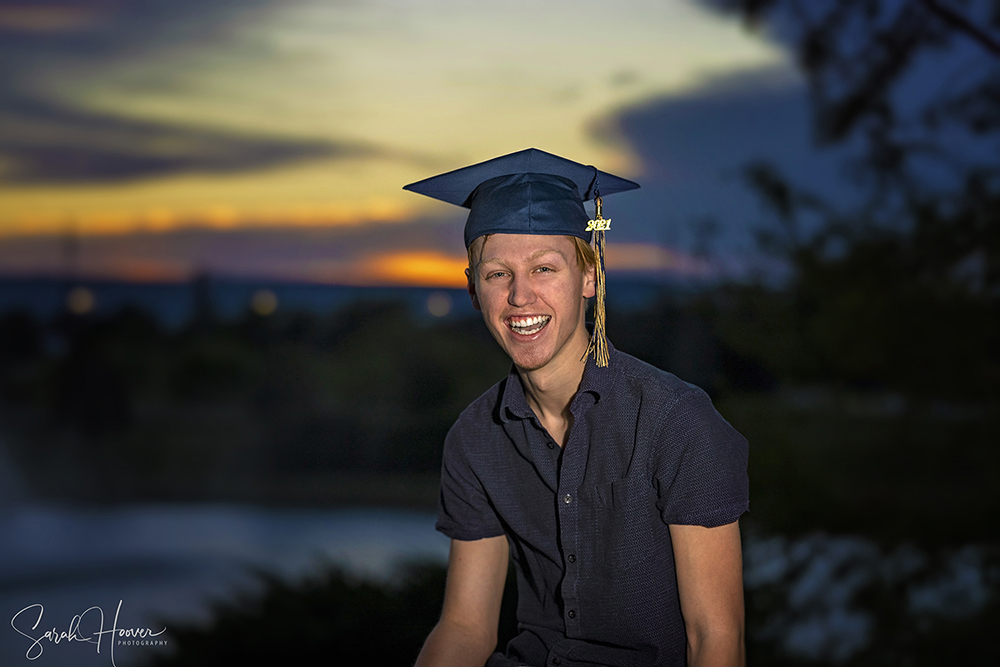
[403,147,639,246]
[403,147,640,367]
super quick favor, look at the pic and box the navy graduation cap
[403,147,641,367]
[402,147,639,247]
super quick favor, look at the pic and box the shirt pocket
[591,476,661,573]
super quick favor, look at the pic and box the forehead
[478,233,576,263]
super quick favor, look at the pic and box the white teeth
[508,315,550,335]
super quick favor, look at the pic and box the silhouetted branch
[920,0,1000,57]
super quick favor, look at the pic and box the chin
[503,333,580,373]
[489,335,548,370]
[508,349,554,372]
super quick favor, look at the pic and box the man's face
[467,234,596,372]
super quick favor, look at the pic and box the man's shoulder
[441,376,511,463]
[612,349,710,412]
[451,375,509,431]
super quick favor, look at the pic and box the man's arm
[415,535,509,667]
[668,521,745,667]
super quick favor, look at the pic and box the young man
[405,149,748,667]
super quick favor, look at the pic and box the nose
[508,272,536,307]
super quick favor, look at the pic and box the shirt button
[552,659,561,666]
[562,493,573,504]
[567,609,577,619]
[567,554,576,563]
[546,441,554,449]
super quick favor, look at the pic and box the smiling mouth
[507,315,551,336]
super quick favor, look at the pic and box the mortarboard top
[402,148,639,248]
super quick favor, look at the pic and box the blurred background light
[426,291,453,318]
[250,288,278,316]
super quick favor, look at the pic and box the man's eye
[487,271,507,279]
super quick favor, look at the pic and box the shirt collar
[498,341,618,423]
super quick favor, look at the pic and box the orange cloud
[355,251,469,288]
[1,200,415,238]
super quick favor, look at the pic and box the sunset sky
[0,0,818,287]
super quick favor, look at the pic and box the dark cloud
[0,0,405,184]
[0,1,282,76]
[0,139,336,184]
[0,94,383,184]
[614,69,824,179]
[594,69,856,265]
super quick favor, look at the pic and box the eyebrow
[480,248,567,267]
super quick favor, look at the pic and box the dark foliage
[147,562,520,667]
[706,168,1000,400]
[150,564,447,666]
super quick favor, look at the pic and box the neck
[516,331,590,430]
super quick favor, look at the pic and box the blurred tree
[706,0,1000,151]
[699,0,1000,399]
[685,4,1000,661]
[0,310,44,403]
[608,294,779,396]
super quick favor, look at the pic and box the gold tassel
[586,196,611,367]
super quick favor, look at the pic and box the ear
[466,268,482,311]
[582,262,597,300]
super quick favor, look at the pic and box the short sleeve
[435,423,506,541]
[653,386,749,527]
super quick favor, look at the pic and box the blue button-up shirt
[436,345,749,667]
